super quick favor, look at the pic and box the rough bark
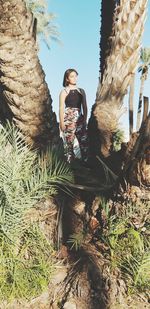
[100,0,116,82]
[129,73,135,137]
[123,113,150,191]
[88,0,148,159]
[0,0,60,150]
[136,67,148,131]
[142,96,149,123]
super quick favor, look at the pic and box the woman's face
[67,71,78,85]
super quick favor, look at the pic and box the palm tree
[50,3,149,308]
[0,0,60,150]
[136,47,150,131]
[100,0,116,83]
[25,0,60,49]
[124,112,150,191]
[129,73,135,137]
[88,0,148,160]
[0,1,149,308]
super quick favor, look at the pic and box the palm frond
[0,124,74,242]
[138,47,150,73]
[25,0,60,48]
[140,47,150,64]
[26,0,47,10]
[96,155,118,184]
[69,157,118,193]
[38,145,74,193]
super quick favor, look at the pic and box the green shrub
[112,129,124,151]
[0,124,73,301]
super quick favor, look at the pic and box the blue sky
[39,0,150,140]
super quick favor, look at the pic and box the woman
[59,68,88,163]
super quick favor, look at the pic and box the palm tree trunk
[142,96,149,123]
[0,0,60,150]
[136,75,145,131]
[88,0,148,159]
[100,0,116,83]
[123,113,150,190]
[129,73,135,137]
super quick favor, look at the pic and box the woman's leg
[75,114,88,162]
[64,108,77,162]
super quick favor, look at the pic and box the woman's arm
[81,89,87,124]
[59,90,66,131]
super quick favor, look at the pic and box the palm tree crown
[138,47,150,77]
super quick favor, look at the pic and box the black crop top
[65,89,83,109]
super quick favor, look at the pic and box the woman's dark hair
[63,68,78,87]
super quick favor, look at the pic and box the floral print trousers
[63,107,88,163]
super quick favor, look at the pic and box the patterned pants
[63,107,88,162]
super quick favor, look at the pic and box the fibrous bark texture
[0,0,60,149]
[124,113,150,190]
[100,0,116,82]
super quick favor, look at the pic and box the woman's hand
[60,122,66,132]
